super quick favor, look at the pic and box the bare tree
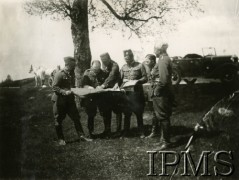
[24,0,203,86]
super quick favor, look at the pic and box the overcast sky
[1,0,239,80]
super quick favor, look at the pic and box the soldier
[142,54,162,139]
[51,56,92,146]
[81,60,107,138]
[99,52,120,89]
[151,43,175,150]
[120,49,147,138]
[143,54,156,81]
[99,53,123,135]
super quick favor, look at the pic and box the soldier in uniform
[99,52,120,89]
[151,43,175,149]
[142,54,162,139]
[81,60,107,138]
[143,54,156,81]
[120,49,147,138]
[52,56,92,146]
[99,53,123,135]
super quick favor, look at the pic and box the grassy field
[0,80,239,179]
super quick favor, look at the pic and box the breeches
[152,96,172,122]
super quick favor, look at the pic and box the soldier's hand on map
[65,90,72,95]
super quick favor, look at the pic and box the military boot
[121,115,131,138]
[157,122,170,150]
[77,131,93,142]
[116,113,122,132]
[88,116,95,138]
[112,113,122,138]
[102,116,111,139]
[146,117,159,139]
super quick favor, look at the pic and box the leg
[87,116,95,137]
[42,78,45,86]
[83,98,97,137]
[132,92,145,138]
[39,76,42,87]
[122,112,132,137]
[146,113,159,138]
[152,96,172,150]
[101,110,112,138]
[67,98,92,141]
[116,113,122,132]
[53,100,66,145]
[135,112,145,138]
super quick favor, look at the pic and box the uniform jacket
[153,53,173,97]
[51,68,75,102]
[102,60,120,88]
[120,61,147,86]
[82,69,107,88]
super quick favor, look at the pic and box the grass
[0,80,239,179]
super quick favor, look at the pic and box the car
[171,47,239,84]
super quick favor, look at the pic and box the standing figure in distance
[52,56,92,146]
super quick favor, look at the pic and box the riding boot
[116,113,122,132]
[87,116,95,138]
[146,116,159,138]
[112,113,122,138]
[157,121,170,150]
[136,113,145,138]
[122,114,131,137]
[102,116,111,138]
[55,124,64,140]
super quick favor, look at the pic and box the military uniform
[100,56,123,134]
[52,68,85,141]
[81,68,107,136]
[120,51,147,137]
[151,52,174,146]
[102,60,120,88]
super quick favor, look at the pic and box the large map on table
[71,88,121,97]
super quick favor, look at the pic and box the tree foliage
[24,0,203,37]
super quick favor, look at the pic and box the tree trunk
[71,0,91,87]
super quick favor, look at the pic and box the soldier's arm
[102,63,120,88]
[118,67,124,87]
[52,72,67,95]
[157,57,170,89]
[137,64,148,84]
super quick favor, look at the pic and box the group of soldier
[51,42,175,150]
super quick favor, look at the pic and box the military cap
[123,49,134,56]
[100,52,111,60]
[64,56,76,64]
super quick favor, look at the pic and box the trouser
[97,94,113,134]
[152,96,172,142]
[53,96,84,140]
[123,91,145,134]
[81,97,97,135]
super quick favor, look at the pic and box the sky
[1,0,239,80]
